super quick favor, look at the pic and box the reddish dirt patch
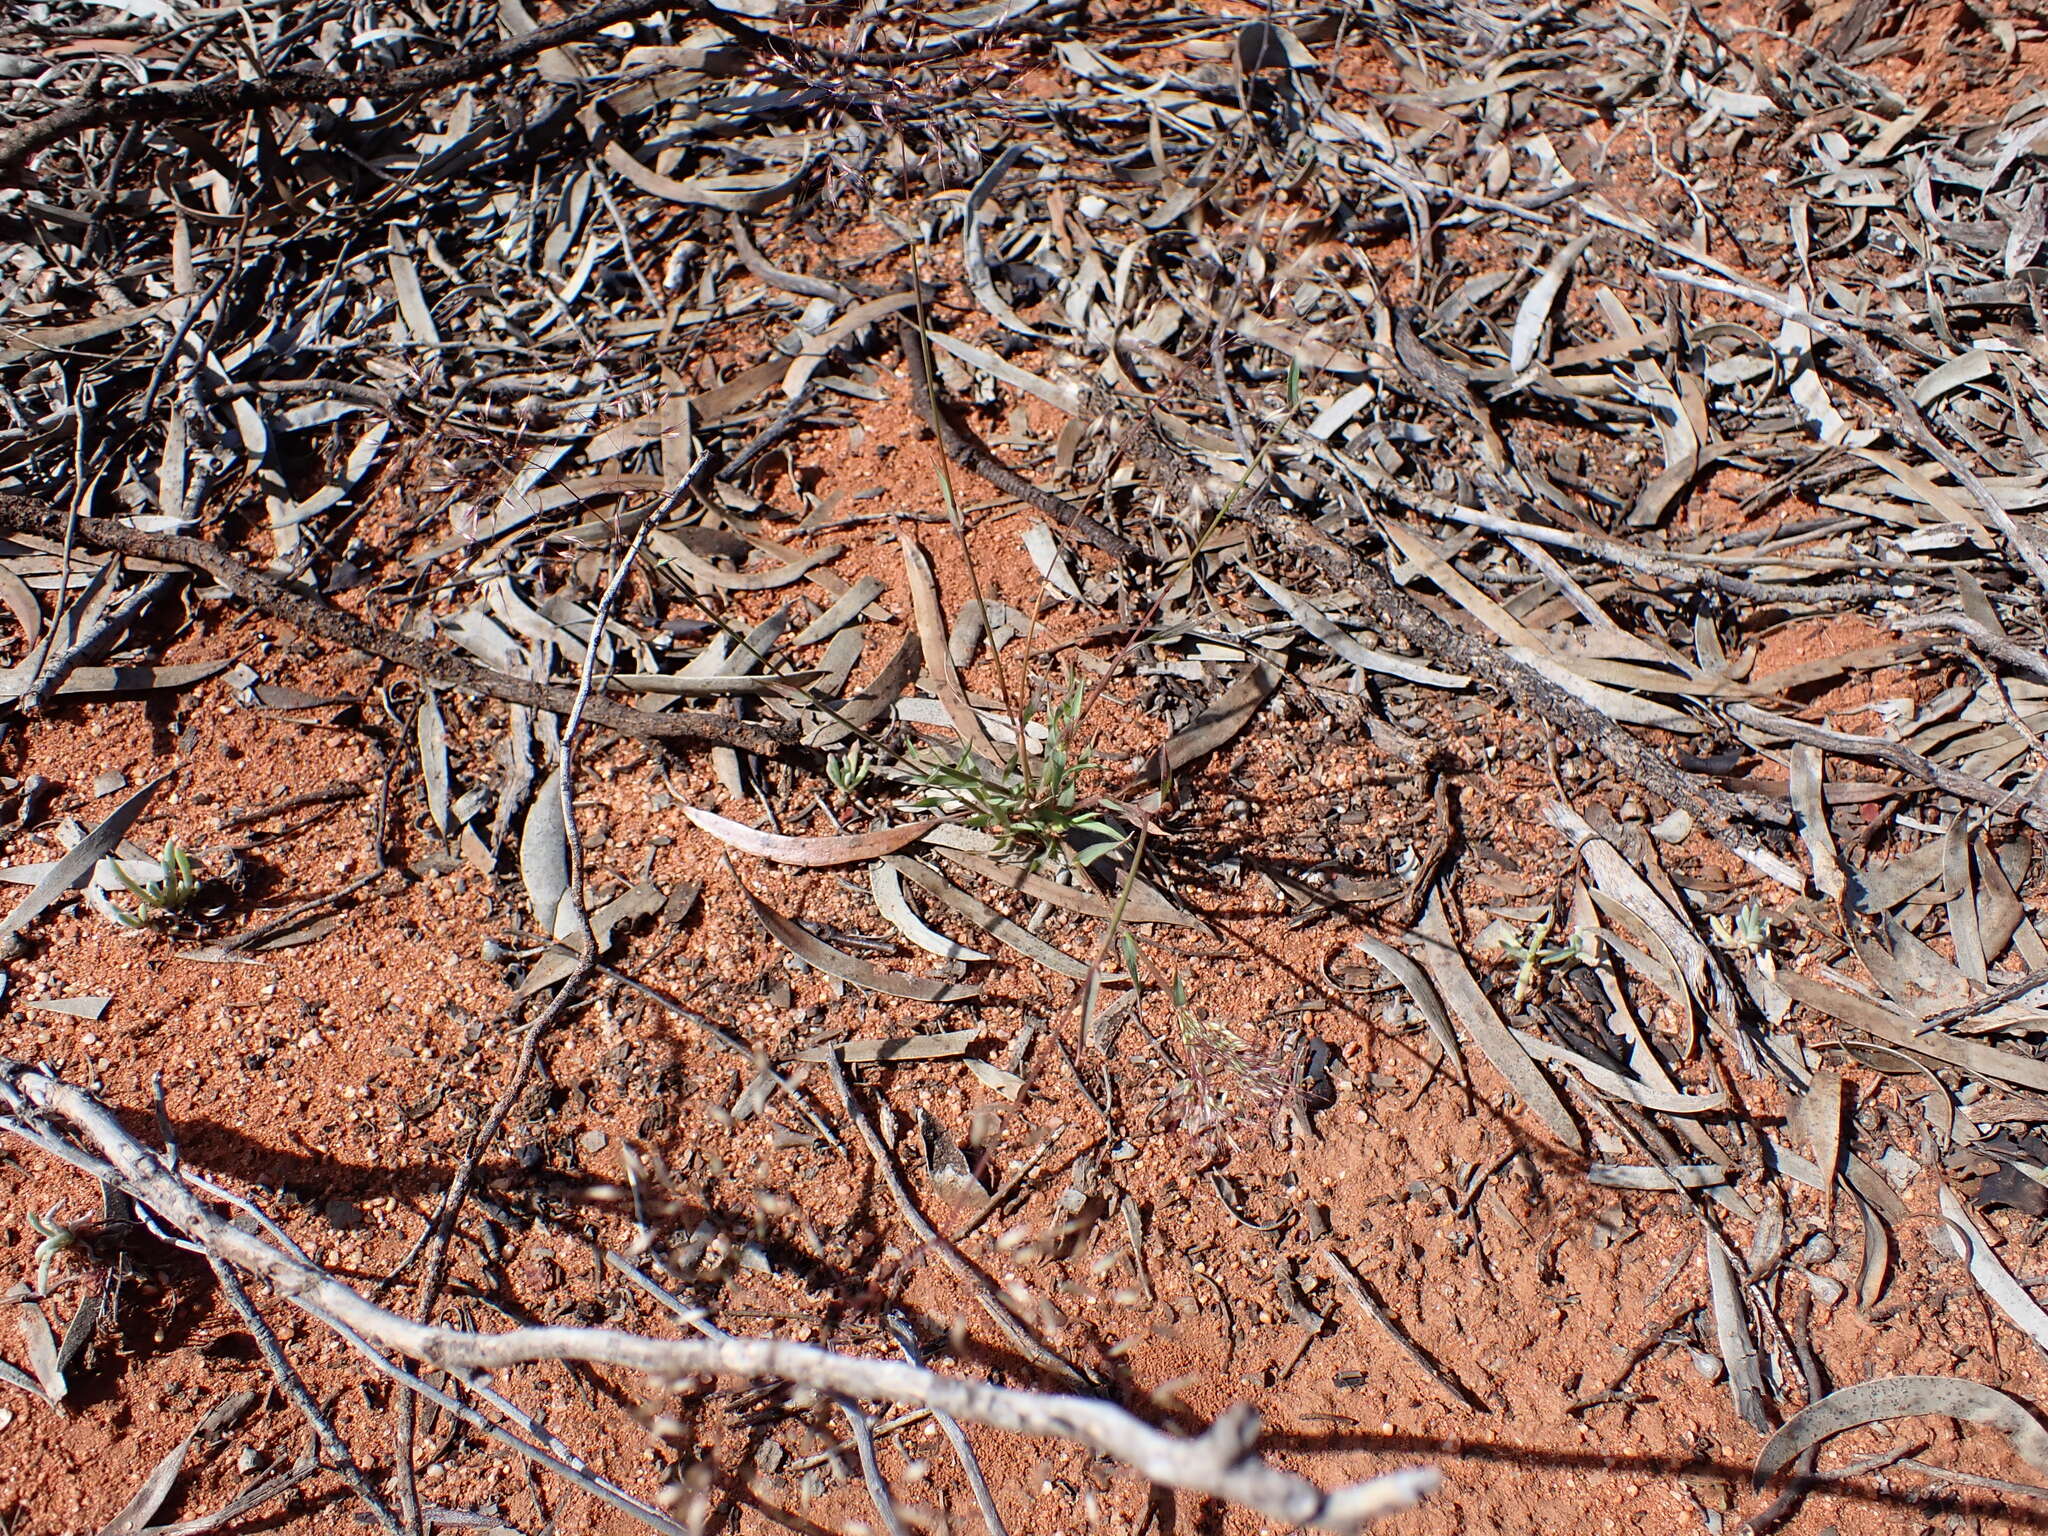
[8,2,2048,1534]
[1,569,2037,1536]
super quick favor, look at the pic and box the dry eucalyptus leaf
[685,806,941,867]
[0,772,168,949]
[737,875,979,1005]
[1755,1375,2048,1487]
[519,768,571,937]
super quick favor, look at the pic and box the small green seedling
[826,742,876,799]
[1710,899,1773,956]
[109,838,205,927]
[1495,914,1591,1004]
[26,1206,75,1295]
[904,682,1126,868]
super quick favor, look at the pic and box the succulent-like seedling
[108,837,205,927]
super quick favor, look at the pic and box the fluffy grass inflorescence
[1163,976,1311,1165]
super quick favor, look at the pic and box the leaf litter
[5,0,2048,1530]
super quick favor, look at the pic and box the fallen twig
[826,1047,1100,1391]
[842,1397,913,1536]
[1893,613,2048,688]
[204,1253,402,1534]
[1319,1246,1488,1415]
[0,495,800,760]
[2,0,681,182]
[215,782,369,833]
[0,1064,1437,1534]
[898,319,1139,561]
[1725,703,2048,834]
[889,1312,1011,1536]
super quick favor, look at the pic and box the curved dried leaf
[1779,970,2048,1092]
[1706,1237,1770,1432]
[1939,1186,2048,1355]
[0,660,230,701]
[1755,1375,2048,1487]
[16,1302,62,1404]
[520,768,570,936]
[1249,571,1469,689]
[901,536,997,759]
[1351,934,1462,1070]
[886,855,1092,978]
[1854,1187,1892,1310]
[1413,894,1583,1153]
[963,145,1042,339]
[1509,234,1592,373]
[926,329,1083,414]
[870,860,991,961]
[793,576,887,647]
[931,843,1201,928]
[601,142,806,212]
[1137,659,1283,786]
[685,806,941,867]
[0,303,160,364]
[0,563,41,645]
[1549,803,1711,997]
[418,690,452,835]
[96,1422,196,1535]
[655,538,844,594]
[737,875,980,1004]
[1511,1029,1728,1114]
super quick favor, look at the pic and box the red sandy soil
[6,3,2048,1535]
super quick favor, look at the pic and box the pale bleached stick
[2,1065,1437,1534]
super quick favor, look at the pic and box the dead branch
[1255,505,1796,850]
[1,0,674,183]
[0,0,1076,183]
[1724,703,2048,835]
[898,319,1140,562]
[0,1062,1437,1534]
[0,495,802,760]
[1892,613,2048,688]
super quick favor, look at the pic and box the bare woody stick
[0,494,800,760]
[2,1063,1437,1534]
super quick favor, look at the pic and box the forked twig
[0,1064,1436,1534]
